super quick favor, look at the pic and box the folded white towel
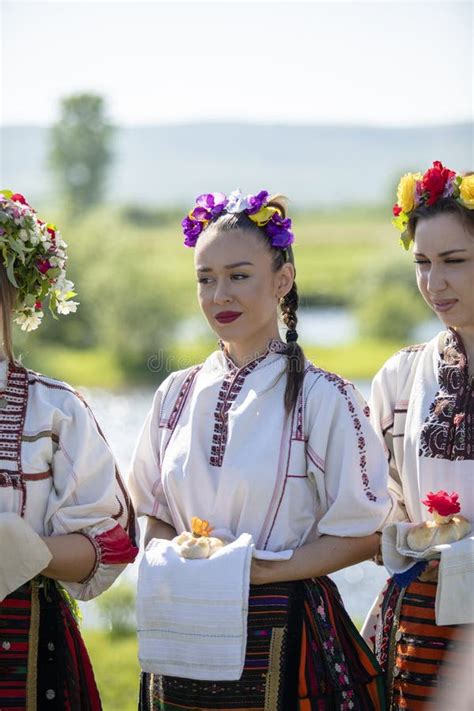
[381,522,439,575]
[382,523,474,626]
[436,536,474,626]
[137,533,254,680]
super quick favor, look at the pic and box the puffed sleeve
[305,373,392,537]
[128,375,174,526]
[369,355,409,523]
[45,391,138,601]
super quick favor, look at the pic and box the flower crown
[0,190,78,332]
[392,161,474,250]
[182,189,294,249]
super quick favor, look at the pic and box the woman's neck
[453,326,474,377]
[223,333,282,368]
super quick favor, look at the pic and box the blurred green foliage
[95,582,136,637]
[83,629,140,710]
[353,257,431,340]
[50,94,115,213]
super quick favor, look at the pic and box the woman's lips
[215,311,242,324]
[432,299,458,313]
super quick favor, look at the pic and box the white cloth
[129,345,392,555]
[137,533,254,680]
[0,513,52,602]
[381,522,441,575]
[436,536,474,625]
[0,360,135,600]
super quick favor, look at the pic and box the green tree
[50,94,114,212]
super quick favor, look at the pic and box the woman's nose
[427,265,448,293]
[213,280,232,304]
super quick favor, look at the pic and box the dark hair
[206,196,305,414]
[408,195,474,241]
[0,264,17,362]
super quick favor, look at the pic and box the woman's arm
[145,516,177,547]
[40,534,97,582]
[250,533,380,585]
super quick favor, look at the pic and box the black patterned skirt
[139,577,386,710]
[375,575,470,710]
[0,579,101,710]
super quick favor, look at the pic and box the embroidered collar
[218,338,287,373]
[419,328,473,460]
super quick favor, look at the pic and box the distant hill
[1,122,472,207]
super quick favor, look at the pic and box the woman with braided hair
[130,190,392,710]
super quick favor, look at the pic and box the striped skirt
[376,576,469,710]
[0,579,101,711]
[139,577,386,710]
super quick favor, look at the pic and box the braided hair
[206,195,306,414]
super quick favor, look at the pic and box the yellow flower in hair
[191,516,213,538]
[247,205,281,227]
[459,175,474,209]
[396,173,422,214]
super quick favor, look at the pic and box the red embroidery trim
[306,365,377,502]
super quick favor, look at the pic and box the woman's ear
[276,262,295,298]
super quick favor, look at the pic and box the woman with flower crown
[129,189,392,710]
[0,191,138,710]
[362,163,474,710]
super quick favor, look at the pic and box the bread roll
[173,532,224,559]
[407,515,471,552]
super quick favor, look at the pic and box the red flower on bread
[422,490,460,518]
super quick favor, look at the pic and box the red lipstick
[215,311,242,324]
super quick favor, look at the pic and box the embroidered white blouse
[369,329,474,526]
[0,360,138,600]
[129,342,392,551]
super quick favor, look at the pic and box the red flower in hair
[421,161,456,206]
[392,204,402,217]
[11,193,29,205]
[422,490,460,517]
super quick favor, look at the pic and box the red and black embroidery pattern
[420,329,474,460]
[306,365,377,502]
[0,364,29,513]
[210,340,287,467]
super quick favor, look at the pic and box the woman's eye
[197,277,213,284]
[231,273,248,280]
[445,259,465,264]
[414,260,429,265]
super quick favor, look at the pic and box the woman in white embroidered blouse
[362,164,474,709]
[0,191,138,710]
[130,190,391,710]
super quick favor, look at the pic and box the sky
[1,0,472,127]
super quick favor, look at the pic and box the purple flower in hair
[246,190,269,215]
[442,177,456,199]
[182,216,203,247]
[265,213,294,249]
[195,192,228,218]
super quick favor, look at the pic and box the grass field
[84,631,140,711]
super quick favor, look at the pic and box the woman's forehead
[194,228,269,268]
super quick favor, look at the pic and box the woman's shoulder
[302,360,365,410]
[375,332,442,384]
[23,365,92,415]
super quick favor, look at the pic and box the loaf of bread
[407,515,471,552]
[173,531,225,559]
